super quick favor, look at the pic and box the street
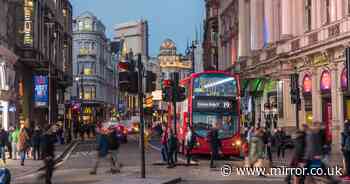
[9,135,291,184]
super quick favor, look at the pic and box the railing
[286,18,350,53]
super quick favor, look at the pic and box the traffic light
[162,80,172,102]
[290,73,300,104]
[146,71,156,93]
[175,86,186,102]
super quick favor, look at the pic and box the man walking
[10,127,19,160]
[31,126,42,160]
[40,125,56,184]
[167,129,177,168]
[0,128,7,163]
[185,126,196,166]
[209,122,221,168]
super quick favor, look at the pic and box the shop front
[241,79,264,127]
[320,70,332,143]
[0,46,17,130]
[302,74,313,126]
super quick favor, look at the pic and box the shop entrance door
[322,97,332,143]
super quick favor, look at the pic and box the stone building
[203,0,219,71]
[0,0,18,130]
[158,39,192,80]
[72,12,117,124]
[5,0,73,126]
[205,0,350,149]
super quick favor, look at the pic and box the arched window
[341,68,348,90]
[320,70,331,92]
[303,74,312,93]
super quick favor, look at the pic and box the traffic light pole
[137,54,146,178]
[295,100,300,130]
[172,83,178,163]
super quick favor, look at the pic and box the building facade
[207,0,350,149]
[0,0,18,130]
[158,39,192,80]
[6,0,73,127]
[114,20,149,58]
[203,0,220,71]
[72,12,117,124]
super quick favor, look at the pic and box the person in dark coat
[342,121,350,178]
[31,126,42,160]
[185,126,197,166]
[262,128,272,162]
[275,128,286,159]
[0,128,8,163]
[209,122,221,168]
[167,129,177,168]
[160,125,168,163]
[40,125,56,184]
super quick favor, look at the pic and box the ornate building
[233,0,350,150]
[158,39,192,80]
[6,0,73,126]
[72,12,117,124]
[203,0,219,71]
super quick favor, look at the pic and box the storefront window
[83,86,96,100]
[320,70,331,92]
[303,75,312,93]
[341,68,347,90]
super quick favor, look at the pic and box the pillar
[250,0,264,50]
[331,63,343,151]
[264,0,274,44]
[238,0,250,59]
[312,68,322,122]
[281,0,292,38]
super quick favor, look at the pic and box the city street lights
[190,41,196,73]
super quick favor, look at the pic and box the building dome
[160,39,177,56]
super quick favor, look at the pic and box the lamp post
[190,41,196,73]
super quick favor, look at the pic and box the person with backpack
[342,121,350,179]
[18,125,29,166]
[90,123,119,175]
[185,126,197,166]
[167,129,177,168]
[209,122,221,168]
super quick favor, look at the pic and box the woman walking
[18,125,29,166]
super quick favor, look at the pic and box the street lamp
[190,41,196,73]
[75,71,84,125]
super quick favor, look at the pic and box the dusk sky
[70,0,205,57]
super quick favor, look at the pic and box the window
[78,21,83,31]
[82,86,96,100]
[78,63,95,75]
[83,19,92,31]
[305,0,312,31]
[323,0,330,24]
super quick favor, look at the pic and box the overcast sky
[70,0,205,57]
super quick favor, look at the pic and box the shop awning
[240,79,265,96]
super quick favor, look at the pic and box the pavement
[7,143,68,179]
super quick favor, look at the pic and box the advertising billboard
[34,75,48,107]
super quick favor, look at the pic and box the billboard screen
[34,75,48,107]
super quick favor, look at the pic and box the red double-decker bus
[168,71,241,156]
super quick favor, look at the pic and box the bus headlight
[235,140,242,146]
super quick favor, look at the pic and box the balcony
[286,18,350,54]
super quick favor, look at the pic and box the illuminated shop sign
[34,75,48,107]
[341,68,348,90]
[24,0,34,46]
[320,70,331,91]
[303,75,312,93]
